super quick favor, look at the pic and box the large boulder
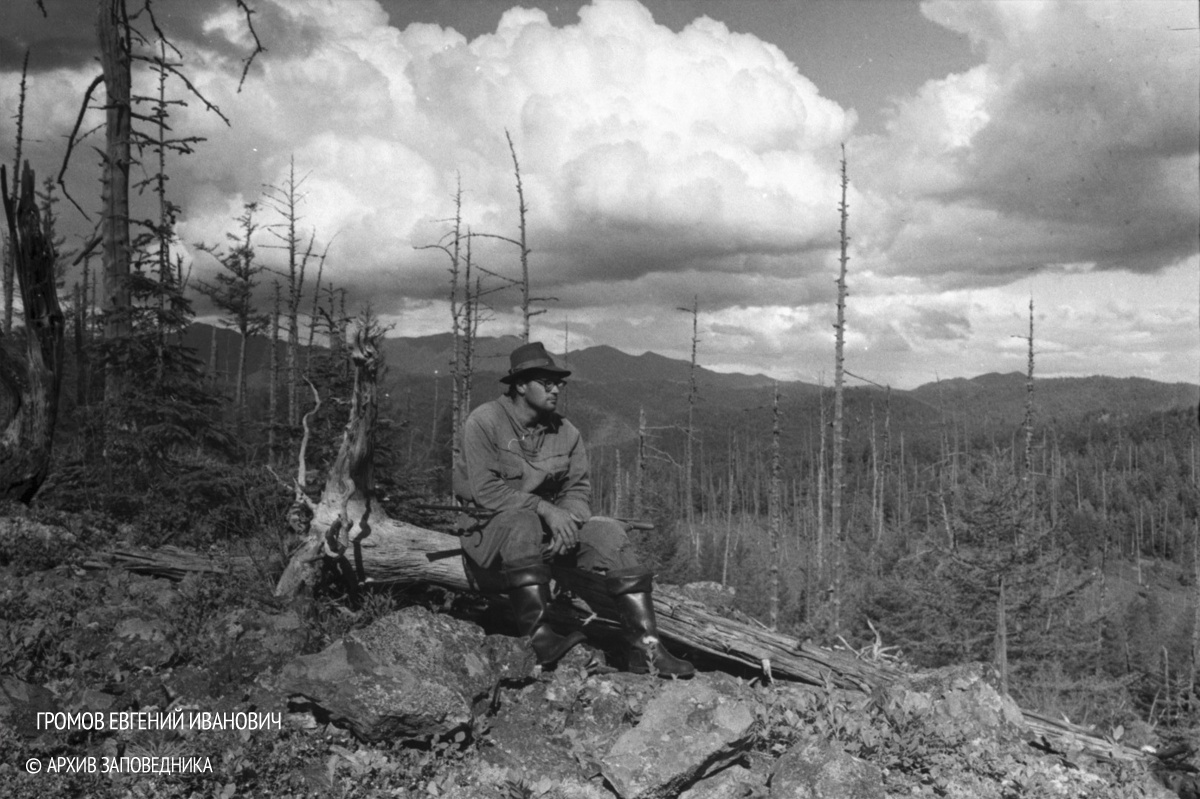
[273,606,535,741]
[769,737,883,799]
[600,673,757,799]
[886,663,1026,745]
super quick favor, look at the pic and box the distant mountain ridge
[184,324,1198,433]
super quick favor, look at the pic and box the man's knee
[493,509,544,563]
[579,517,629,547]
[577,517,642,572]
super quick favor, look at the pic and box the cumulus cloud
[855,0,1200,285]
[139,0,851,317]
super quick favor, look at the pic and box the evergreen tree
[196,202,269,433]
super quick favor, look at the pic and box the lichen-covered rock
[273,606,536,741]
[351,605,535,693]
[769,738,883,799]
[278,638,470,741]
[0,676,58,737]
[601,673,756,799]
[888,663,1026,745]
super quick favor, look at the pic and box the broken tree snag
[0,163,66,503]
[276,319,428,596]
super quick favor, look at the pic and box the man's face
[517,371,565,415]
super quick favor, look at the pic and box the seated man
[455,341,693,677]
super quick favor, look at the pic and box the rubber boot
[606,572,695,678]
[504,564,586,665]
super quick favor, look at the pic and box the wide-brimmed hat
[499,341,571,384]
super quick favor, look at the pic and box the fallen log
[275,512,901,691]
[81,545,253,579]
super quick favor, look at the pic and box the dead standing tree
[507,129,534,343]
[829,145,850,636]
[468,131,555,341]
[262,157,313,430]
[56,0,263,406]
[677,296,700,562]
[0,164,66,502]
[4,52,31,336]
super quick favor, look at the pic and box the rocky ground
[0,516,1189,799]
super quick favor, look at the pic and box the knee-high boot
[504,564,586,665]
[605,572,695,678]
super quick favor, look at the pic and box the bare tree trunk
[235,329,247,421]
[996,574,1009,696]
[722,433,734,587]
[264,156,309,428]
[268,281,281,463]
[769,382,781,630]
[98,0,132,404]
[831,147,850,635]
[461,242,478,438]
[1021,297,1035,544]
[634,407,646,519]
[680,296,699,561]
[4,53,30,337]
[816,385,826,584]
[448,178,464,470]
[505,131,534,342]
[0,164,66,502]
[208,325,219,389]
[560,318,569,416]
[73,273,90,407]
[613,448,624,518]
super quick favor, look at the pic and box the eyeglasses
[530,377,567,391]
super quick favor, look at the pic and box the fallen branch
[80,545,252,580]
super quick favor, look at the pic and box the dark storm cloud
[909,307,970,341]
[914,0,1200,278]
[1,0,298,78]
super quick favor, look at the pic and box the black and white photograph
[2,1,1198,796]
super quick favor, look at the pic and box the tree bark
[830,147,850,635]
[98,0,132,403]
[0,164,66,502]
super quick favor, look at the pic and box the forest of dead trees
[2,0,1199,746]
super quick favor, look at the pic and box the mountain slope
[183,325,1197,442]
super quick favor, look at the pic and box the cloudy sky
[3,0,1197,389]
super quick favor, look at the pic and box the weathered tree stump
[0,163,66,503]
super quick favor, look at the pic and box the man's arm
[553,424,592,520]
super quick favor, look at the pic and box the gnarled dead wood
[0,163,66,503]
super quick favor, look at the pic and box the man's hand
[538,501,582,556]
